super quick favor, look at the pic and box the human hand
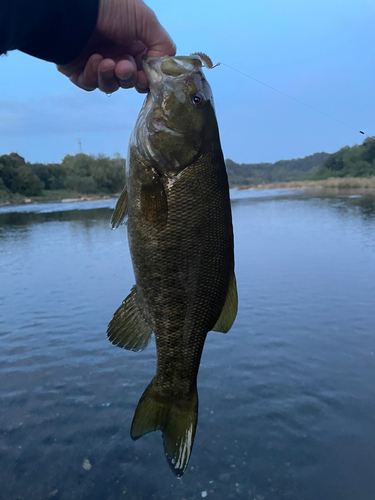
[57,0,176,94]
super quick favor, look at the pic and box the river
[0,188,374,500]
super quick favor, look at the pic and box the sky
[0,0,374,165]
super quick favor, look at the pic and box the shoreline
[0,193,118,208]
[236,177,375,192]
[2,177,375,208]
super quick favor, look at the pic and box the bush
[0,155,44,196]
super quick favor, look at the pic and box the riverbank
[0,190,118,207]
[2,176,375,207]
[237,176,375,191]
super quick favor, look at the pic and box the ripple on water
[1,193,375,499]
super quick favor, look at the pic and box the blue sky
[0,0,374,164]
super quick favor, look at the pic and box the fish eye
[191,93,205,108]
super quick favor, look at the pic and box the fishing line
[219,62,374,141]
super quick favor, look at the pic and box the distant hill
[309,138,375,179]
[226,152,329,187]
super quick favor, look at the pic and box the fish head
[136,55,219,173]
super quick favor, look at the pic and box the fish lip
[142,55,163,85]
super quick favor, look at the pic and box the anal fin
[212,272,238,333]
[107,286,153,352]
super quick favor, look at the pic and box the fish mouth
[142,55,203,84]
[141,55,188,136]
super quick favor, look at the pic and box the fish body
[108,54,237,476]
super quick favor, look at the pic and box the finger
[138,5,177,57]
[77,54,103,91]
[134,51,146,71]
[115,57,138,89]
[68,72,80,87]
[98,59,120,94]
[128,41,148,63]
[133,53,149,92]
[135,70,149,93]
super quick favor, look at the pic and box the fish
[107,53,238,477]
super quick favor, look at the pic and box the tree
[0,155,44,195]
[30,163,67,190]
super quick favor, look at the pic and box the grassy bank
[237,177,375,191]
[0,189,118,207]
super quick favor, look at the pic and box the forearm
[0,0,99,64]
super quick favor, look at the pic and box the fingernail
[136,84,149,94]
[137,82,149,90]
[118,72,132,81]
[101,61,116,75]
[103,67,115,76]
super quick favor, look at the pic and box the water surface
[1,189,375,500]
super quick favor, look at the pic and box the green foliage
[0,177,8,192]
[226,152,329,187]
[0,154,44,196]
[12,165,45,196]
[30,163,67,190]
[0,154,20,191]
[66,174,98,194]
[310,138,375,179]
[62,153,125,194]
[0,152,125,198]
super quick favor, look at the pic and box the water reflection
[0,206,113,228]
[231,187,375,225]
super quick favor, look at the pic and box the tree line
[225,137,375,187]
[225,152,329,187]
[308,137,375,180]
[0,152,125,198]
[1,137,375,199]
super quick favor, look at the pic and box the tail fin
[130,380,198,478]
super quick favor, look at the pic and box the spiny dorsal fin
[107,286,153,352]
[212,272,238,333]
[110,187,128,229]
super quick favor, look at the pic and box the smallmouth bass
[108,53,237,477]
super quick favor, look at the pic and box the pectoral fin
[212,272,238,333]
[110,187,128,229]
[107,286,153,352]
[141,168,168,227]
